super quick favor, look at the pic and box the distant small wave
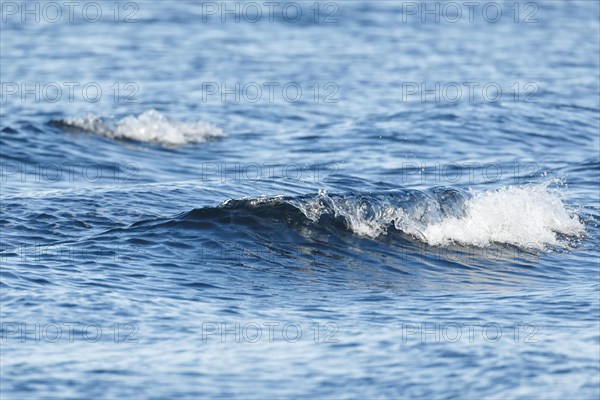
[52,109,225,146]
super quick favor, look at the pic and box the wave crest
[219,185,584,250]
[53,109,224,146]
[417,185,583,249]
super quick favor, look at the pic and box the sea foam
[291,184,584,250]
[58,109,224,146]
[419,185,584,249]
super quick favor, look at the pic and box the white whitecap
[293,184,584,250]
[418,185,584,250]
[59,109,224,146]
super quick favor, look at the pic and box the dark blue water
[1,1,599,398]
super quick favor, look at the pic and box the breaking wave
[52,109,224,146]
[180,184,584,251]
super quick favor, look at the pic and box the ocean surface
[1,1,599,398]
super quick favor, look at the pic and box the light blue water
[1,1,599,398]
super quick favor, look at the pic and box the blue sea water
[1,0,599,398]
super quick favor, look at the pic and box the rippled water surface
[1,1,599,398]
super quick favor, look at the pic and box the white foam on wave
[294,185,584,250]
[60,109,224,146]
[419,185,584,249]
